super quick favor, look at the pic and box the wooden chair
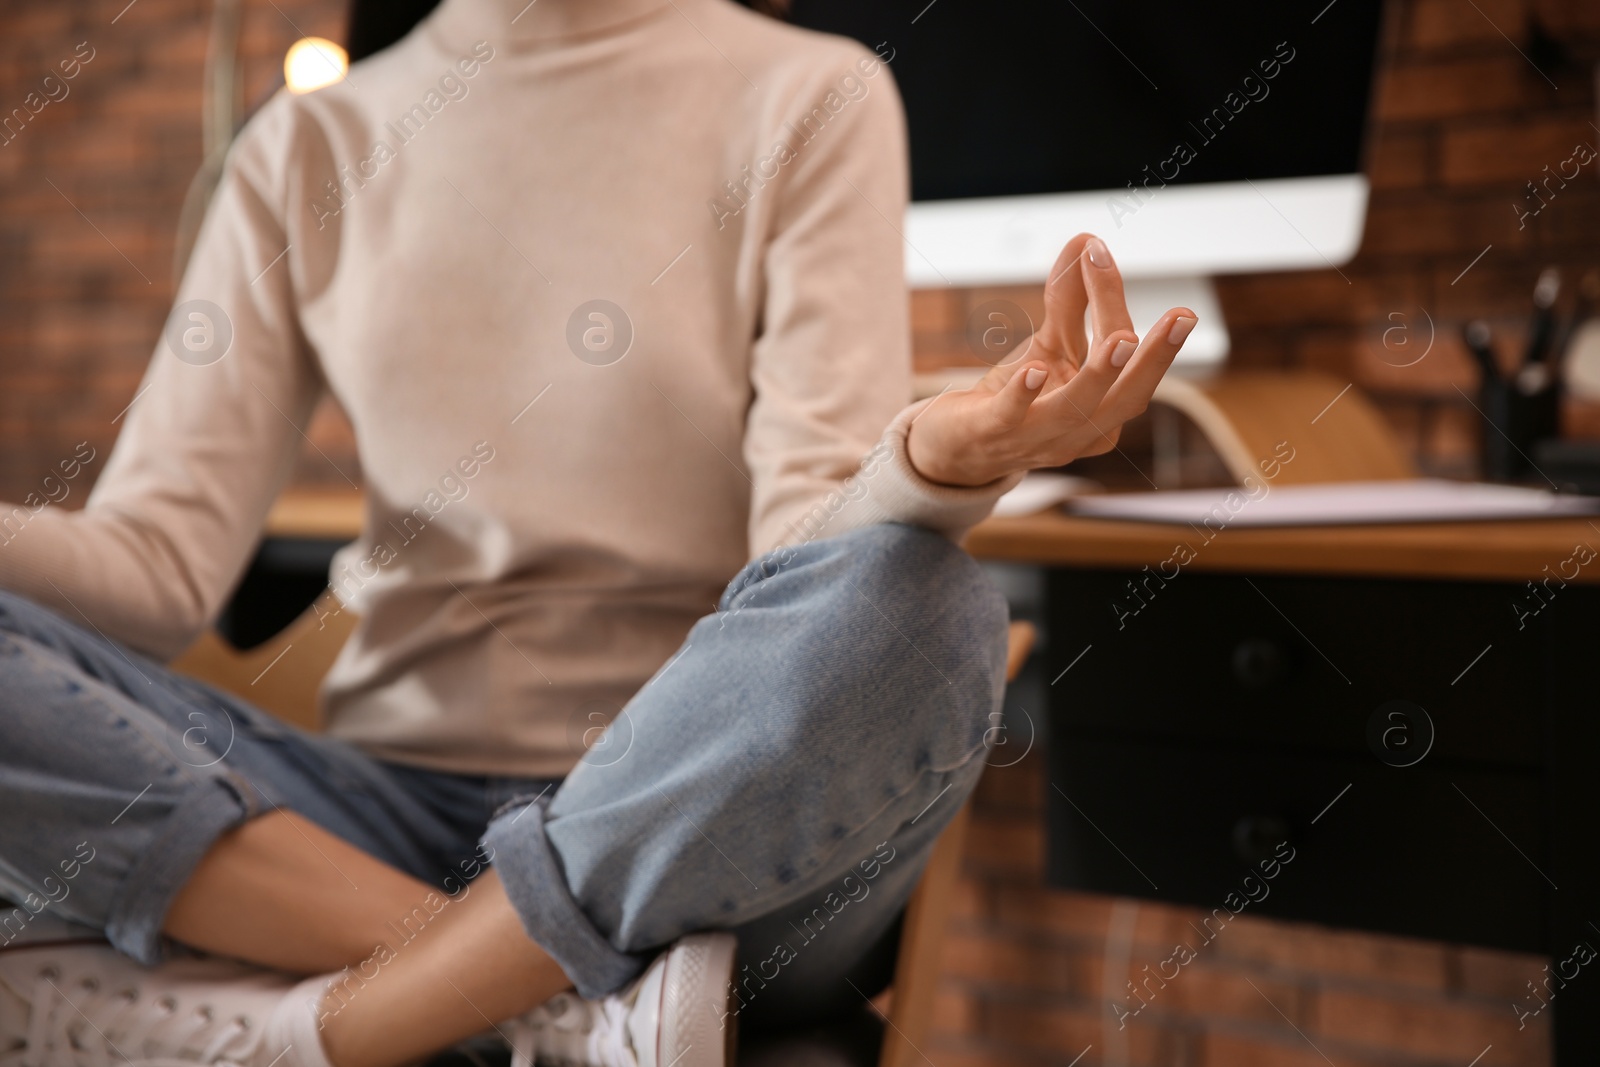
[1151,370,1415,485]
[172,530,1036,1067]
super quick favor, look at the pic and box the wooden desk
[265,488,365,540]
[270,486,1600,585]
[967,509,1599,1063]
[966,509,1600,585]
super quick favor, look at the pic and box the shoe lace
[507,993,636,1067]
[1,968,258,1067]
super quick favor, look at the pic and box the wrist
[905,421,998,488]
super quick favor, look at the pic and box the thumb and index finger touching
[1001,233,1138,416]
[997,233,1198,432]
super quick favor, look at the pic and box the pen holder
[1480,374,1560,482]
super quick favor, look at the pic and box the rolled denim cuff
[104,774,259,965]
[483,800,646,1000]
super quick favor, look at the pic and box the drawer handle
[1233,815,1291,865]
[1232,638,1288,689]
[1366,700,1435,768]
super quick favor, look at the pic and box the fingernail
[1167,316,1197,345]
[1087,238,1112,268]
[1110,339,1136,368]
[1024,367,1046,390]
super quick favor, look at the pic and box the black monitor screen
[787,0,1386,202]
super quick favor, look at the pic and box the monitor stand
[913,275,1230,402]
[1121,275,1228,373]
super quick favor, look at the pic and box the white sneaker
[0,942,332,1067]
[508,933,737,1067]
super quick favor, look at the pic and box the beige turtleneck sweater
[0,0,1014,776]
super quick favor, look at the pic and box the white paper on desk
[1065,479,1600,526]
[993,472,1099,517]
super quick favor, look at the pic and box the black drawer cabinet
[1049,738,1545,951]
[1044,570,1548,768]
[1041,567,1600,1060]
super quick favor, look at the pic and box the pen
[1463,319,1499,384]
[1525,266,1562,368]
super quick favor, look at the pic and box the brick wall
[0,0,354,501]
[0,2,1593,1065]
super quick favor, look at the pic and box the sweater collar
[428,0,677,45]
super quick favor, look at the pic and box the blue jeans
[0,524,1007,1025]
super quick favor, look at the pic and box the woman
[0,1,1195,1065]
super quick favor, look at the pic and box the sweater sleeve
[743,45,1018,559]
[0,95,324,660]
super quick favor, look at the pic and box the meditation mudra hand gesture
[907,232,1199,487]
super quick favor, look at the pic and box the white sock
[268,975,340,1067]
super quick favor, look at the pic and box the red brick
[912,335,989,374]
[1457,944,1559,999]
[1215,270,1421,331]
[963,286,1044,339]
[1194,1029,1398,1067]
[1432,257,1565,320]
[1377,56,1559,121]
[979,999,1183,1067]
[946,877,989,923]
[1367,128,1433,191]
[929,986,981,1038]
[1206,912,1454,991]
[1408,0,1528,51]
[1363,330,1494,397]
[1556,0,1600,34]
[1291,328,1363,380]
[916,1044,1060,1067]
[1362,191,1535,257]
[971,758,1044,815]
[89,84,213,124]
[1526,185,1600,254]
[940,930,1087,996]
[992,886,1119,943]
[1225,331,1297,370]
[1108,955,1311,1031]
[1440,115,1598,187]
[1565,396,1600,440]
[989,887,1205,955]
[910,287,964,336]
[1311,985,1550,1061]
[961,813,1044,880]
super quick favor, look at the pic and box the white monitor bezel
[903,173,1369,366]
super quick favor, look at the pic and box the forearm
[0,503,219,659]
[754,400,1022,556]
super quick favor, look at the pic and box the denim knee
[832,523,1007,626]
[831,522,1007,655]
[0,587,63,638]
[726,523,1009,768]
[501,525,1009,993]
[739,523,1006,630]
[841,523,1008,736]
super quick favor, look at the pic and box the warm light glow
[284,37,348,94]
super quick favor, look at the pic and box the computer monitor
[787,0,1386,366]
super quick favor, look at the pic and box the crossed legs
[164,812,568,1067]
[0,523,1009,1067]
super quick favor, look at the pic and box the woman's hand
[906,233,1198,488]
